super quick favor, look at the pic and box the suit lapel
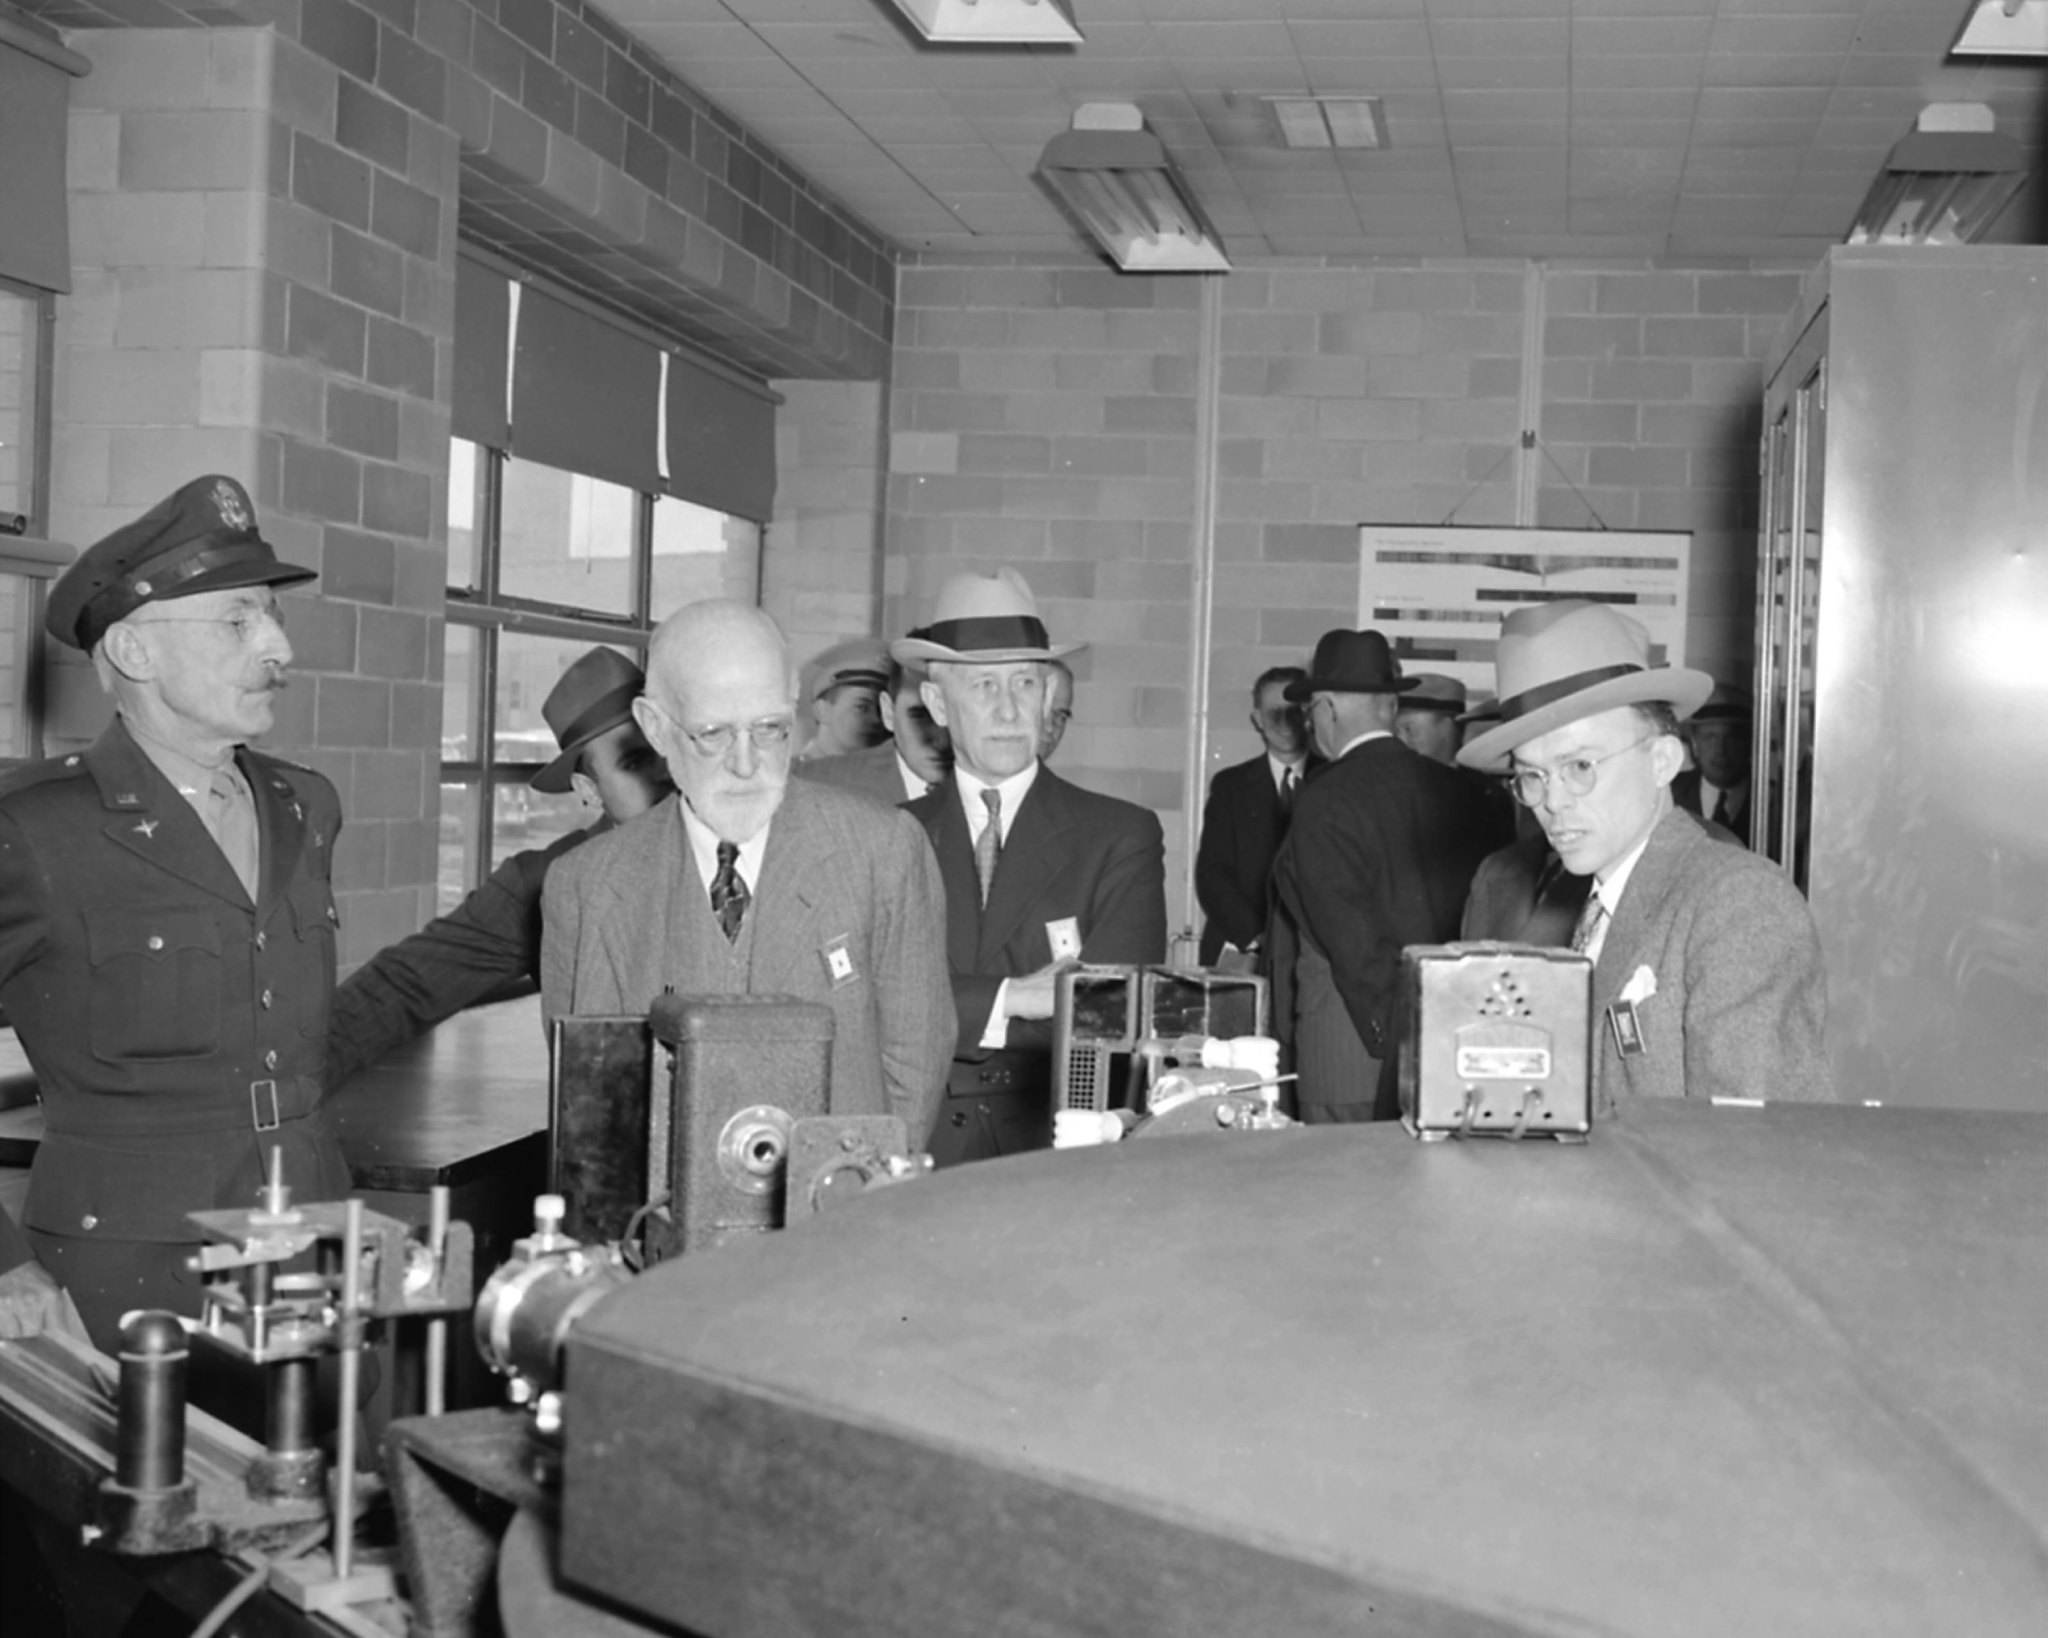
[978,771,1072,964]
[748,785,832,992]
[917,786,983,973]
[87,722,248,905]
[1593,807,1698,1003]
[246,753,308,912]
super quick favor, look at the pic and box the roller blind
[664,349,776,523]
[511,287,662,493]
[0,29,88,293]
[452,254,510,449]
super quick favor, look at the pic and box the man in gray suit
[1458,600,1830,1109]
[541,602,954,1145]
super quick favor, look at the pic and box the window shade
[0,31,87,294]
[511,288,662,493]
[664,349,777,523]
[452,255,510,449]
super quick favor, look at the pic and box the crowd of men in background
[0,472,1827,1347]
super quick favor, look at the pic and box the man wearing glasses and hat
[0,476,346,1345]
[1457,600,1829,1107]
[543,600,953,1143]
[898,570,1166,1165]
[1269,630,1504,1122]
[327,646,673,1085]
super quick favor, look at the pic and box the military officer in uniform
[0,475,347,1349]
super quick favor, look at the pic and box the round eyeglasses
[1506,735,1652,808]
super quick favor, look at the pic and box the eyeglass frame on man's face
[1506,734,1657,808]
[127,593,288,647]
[666,713,795,760]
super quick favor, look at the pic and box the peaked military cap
[47,475,316,652]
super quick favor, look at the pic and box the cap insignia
[213,479,251,531]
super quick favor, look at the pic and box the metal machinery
[0,1156,475,1631]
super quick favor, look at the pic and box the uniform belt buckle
[249,1079,281,1132]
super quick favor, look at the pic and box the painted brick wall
[885,256,1802,927]
[765,377,885,667]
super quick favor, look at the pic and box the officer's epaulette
[0,752,94,801]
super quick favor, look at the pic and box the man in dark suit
[1670,684,1753,845]
[327,646,672,1085]
[0,475,347,1348]
[794,650,951,807]
[898,570,1166,1165]
[1269,630,1503,1122]
[1193,665,1315,966]
[543,602,953,1143]
[1458,602,1828,1108]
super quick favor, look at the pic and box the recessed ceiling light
[883,0,1083,46]
[1261,96,1389,151]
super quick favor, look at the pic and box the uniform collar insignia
[134,819,158,839]
[114,792,140,806]
[290,799,303,821]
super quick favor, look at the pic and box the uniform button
[264,1049,279,1071]
[147,935,164,951]
[260,989,273,1009]
[255,932,267,950]
[80,1214,97,1231]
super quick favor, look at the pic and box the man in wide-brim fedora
[897,569,1166,1165]
[1457,600,1830,1108]
[1267,628,1507,1122]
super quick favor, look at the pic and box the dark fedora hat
[531,646,647,794]
[1283,629,1417,702]
[48,474,315,652]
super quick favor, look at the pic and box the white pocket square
[1619,965,1657,1006]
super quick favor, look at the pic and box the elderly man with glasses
[1458,600,1830,1109]
[0,475,345,1345]
[540,600,953,1147]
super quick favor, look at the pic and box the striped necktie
[1570,893,1608,956]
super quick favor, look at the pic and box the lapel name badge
[1046,916,1082,961]
[1607,999,1647,1058]
[823,936,856,985]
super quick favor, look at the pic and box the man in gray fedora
[1269,630,1502,1122]
[1458,600,1829,1107]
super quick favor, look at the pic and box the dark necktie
[1280,766,1298,811]
[710,841,749,942]
[1709,789,1731,827]
[975,787,1002,908]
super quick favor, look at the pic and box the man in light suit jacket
[896,570,1166,1166]
[1193,666,1316,966]
[1459,601,1830,1109]
[542,602,953,1146]
[1268,630,1504,1122]
[794,651,952,808]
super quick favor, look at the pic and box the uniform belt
[41,1077,324,1139]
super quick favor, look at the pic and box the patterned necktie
[975,787,1002,908]
[1569,892,1608,956]
[709,841,749,942]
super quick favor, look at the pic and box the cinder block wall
[885,256,1802,927]
[766,378,887,668]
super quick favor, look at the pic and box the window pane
[442,621,478,763]
[499,456,637,616]
[651,495,762,617]
[447,438,480,592]
[0,286,35,519]
[492,778,586,871]
[437,781,479,914]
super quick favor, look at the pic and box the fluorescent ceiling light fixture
[1846,104,2027,245]
[1954,0,2048,55]
[1036,104,1230,273]
[884,0,1082,45]
[1264,96,1389,151]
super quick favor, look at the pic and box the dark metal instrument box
[1398,943,1592,1140]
